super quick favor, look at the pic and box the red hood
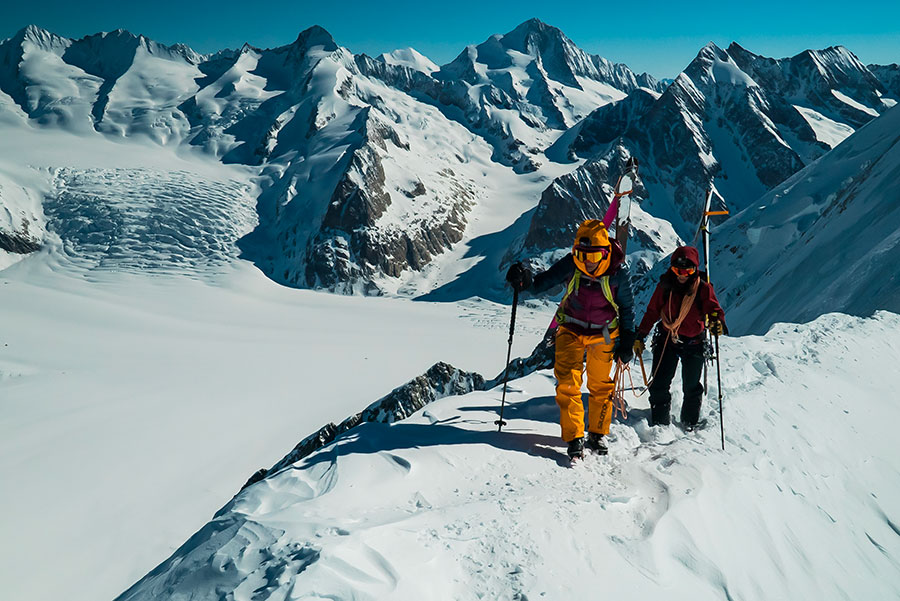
[671,246,700,267]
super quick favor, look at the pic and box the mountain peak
[21,24,52,38]
[697,41,727,59]
[292,25,338,52]
[726,41,754,57]
[683,41,759,89]
[516,17,552,33]
[12,24,68,49]
[378,47,439,74]
[805,45,864,68]
[503,18,568,52]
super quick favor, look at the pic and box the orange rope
[635,333,669,397]
[611,360,637,419]
[661,281,699,341]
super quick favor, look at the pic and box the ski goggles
[573,244,610,263]
[671,265,697,276]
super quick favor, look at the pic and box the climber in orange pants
[554,329,616,443]
[506,219,635,460]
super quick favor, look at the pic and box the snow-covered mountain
[435,18,662,138]
[0,21,663,294]
[520,43,898,280]
[377,47,439,74]
[4,21,900,601]
[711,104,900,334]
[869,63,900,98]
[1,23,897,301]
[0,25,202,136]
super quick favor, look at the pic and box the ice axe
[697,185,729,450]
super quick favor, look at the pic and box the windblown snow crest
[116,312,900,601]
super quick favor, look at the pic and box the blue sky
[1,0,898,78]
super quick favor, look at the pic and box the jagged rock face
[544,41,891,254]
[251,362,484,485]
[521,148,648,255]
[563,89,659,157]
[303,137,471,292]
[0,171,44,255]
[253,82,477,293]
[869,63,900,99]
[726,43,887,126]
[0,229,40,253]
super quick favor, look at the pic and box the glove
[505,262,532,291]
[615,329,635,364]
[709,313,726,336]
[633,338,645,355]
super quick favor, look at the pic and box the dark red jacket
[637,248,726,340]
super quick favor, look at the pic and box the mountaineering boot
[586,432,608,455]
[567,437,585,461]
[649,402,671,426]
[684,418,708,433]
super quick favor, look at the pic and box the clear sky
[1,0,898,79]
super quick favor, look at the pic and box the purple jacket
[531,241,636,336]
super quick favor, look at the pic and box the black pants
[648,334,705,426]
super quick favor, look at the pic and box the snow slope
[378,48,439,74]
[0,125,553,601]
[116,312,900,600]
[713,104,900,335]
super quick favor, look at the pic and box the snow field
[0,125,556,601]
[118,312,900,600]
[0,259,553,601]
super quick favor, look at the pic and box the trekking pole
[495,287,519,432]
[714,329,725,450]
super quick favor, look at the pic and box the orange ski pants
[554,327,616,442]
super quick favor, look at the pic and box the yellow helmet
[572,219,612,275]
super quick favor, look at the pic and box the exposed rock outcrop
[242,362,485,490]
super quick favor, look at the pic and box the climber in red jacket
[634,246,726,430]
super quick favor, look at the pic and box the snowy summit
[0,18,898,601]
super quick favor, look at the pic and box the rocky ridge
[516,41,898,274]
[241,362,485,490]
